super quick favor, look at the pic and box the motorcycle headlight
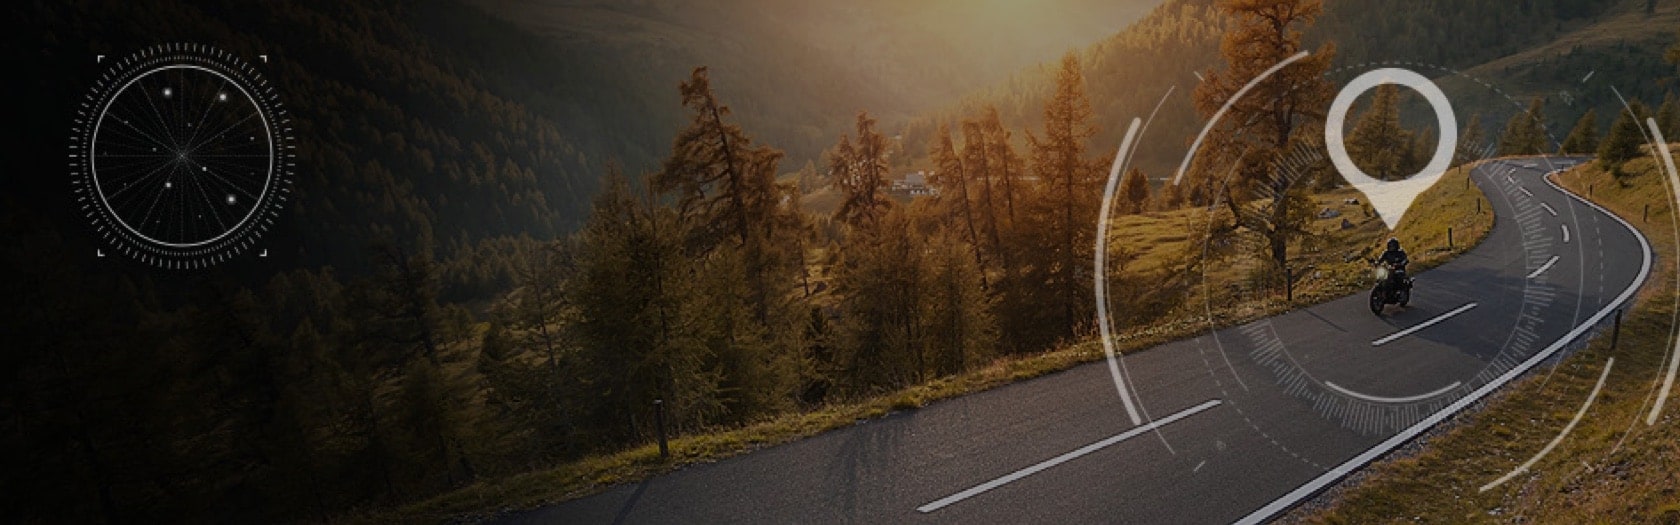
[1374,266,1389,281]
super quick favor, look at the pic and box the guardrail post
[654,399,669,459]
[1612,309,1623,349]
[1448,227,1454,249]
[1644,204,1649,223]
[1285,266,1293,303]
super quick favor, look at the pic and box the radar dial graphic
[70,44,293,268]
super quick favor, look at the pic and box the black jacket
[1379,247,1408,268]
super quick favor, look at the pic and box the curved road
[508,158,1649,524]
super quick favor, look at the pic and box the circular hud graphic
[1095,51,1680,517]
[70,43,293,268]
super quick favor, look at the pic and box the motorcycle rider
[1379,237,1408,271]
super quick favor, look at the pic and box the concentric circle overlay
[71,43,293,268]
[92,64,272,248]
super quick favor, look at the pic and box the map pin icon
[1325,68,1459,230]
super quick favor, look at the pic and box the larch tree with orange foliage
[1191,0,1335,271]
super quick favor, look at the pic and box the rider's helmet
[1386,237,1401,252]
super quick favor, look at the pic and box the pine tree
[1558,109,1599,155]
[1599,101,1649,177]
[1657,92,1679,140]
[1156,179,1186,211]
[570,170,719,441]
[832,208,923,390]
[1402,127,1435,177]
[1027,51,1102,341]
[1119,166,1152,215]
[963,119,1003,263]
[1498,97,1549,156]
[981,106,1025,230]
[921,228,998,377]
[1454,113,1487,167]
[1190,0,1334,272]
[928,123,987,276]
[1348,84,1406,179]
[831,112,893,228]
[654,67,803,325]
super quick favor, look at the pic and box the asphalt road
[506,158,1649,524]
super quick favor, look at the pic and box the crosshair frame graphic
[70,43,293,268]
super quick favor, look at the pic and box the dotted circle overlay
[70,43,294,269]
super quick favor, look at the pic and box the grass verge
[1290,152,1680,523]
[360,163,1494,523]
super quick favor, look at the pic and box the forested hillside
[462,0,1162,172]
[11,0,606,284]
[3,0,623,520]
[904,0,1673,181]
[4,0,1677,522]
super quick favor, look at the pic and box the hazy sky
[467,0,1168,97]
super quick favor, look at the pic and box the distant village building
[889,170,937,198]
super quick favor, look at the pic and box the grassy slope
[362,165,1494,522]
[1294,150,1680,524]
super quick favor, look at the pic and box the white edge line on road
[1644,120,1680,425]
[916,399,1222,513]
[1233,167,1652,525]
[1540,202,1558,216]
[1096,118,1146,427]
[1325,380,1462,404]
[1480,357,1614,492]
[1562,223,1570,243]
[1370,302,1478,346]
[1527,255,1560,279]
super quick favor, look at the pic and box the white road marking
[1562,223,1570,243]
[1236,173,1653,525]
[1540,202,1558,216]
[1325,380,1462,404]
[1528,255,1560,279]
[1480,357,1614,492]
[1519,186,1534,197]
[916,399,1223,513]
[1193,460,1206,473]
[1371,302,1478,346]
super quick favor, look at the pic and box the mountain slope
[903,0,1670,179]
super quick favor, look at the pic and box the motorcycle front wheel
[1370,286,1385,315]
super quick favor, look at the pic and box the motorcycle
[1368,258,1413,315]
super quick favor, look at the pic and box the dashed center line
[1519,186,1534,197]
[1371,302,1478,346]
[1540,202,1557,216]
[1528,255,1560,279]
[1561,223,1570,243]
[916,399,1223,513]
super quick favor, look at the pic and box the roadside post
[654,399,669,459]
